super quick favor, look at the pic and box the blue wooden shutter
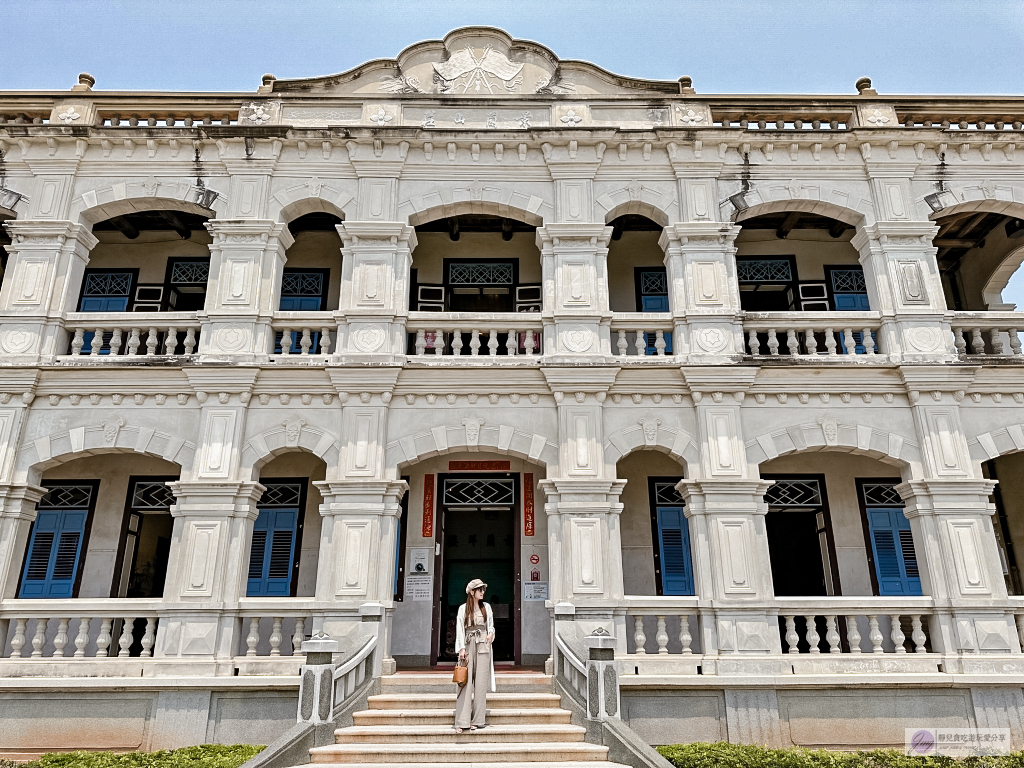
[247,507,298,597]
[656,505,694,596]
[867,507,922,596]
[20,509,87,598]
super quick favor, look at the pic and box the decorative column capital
[0,483,47,521]
[166,480,266,520]
[895,479,998,519]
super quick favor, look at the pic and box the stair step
[334,724,585,744]
[353,707,572,726]
[367,692,562,710]
[382,673,553,693]
[309,742,610,763]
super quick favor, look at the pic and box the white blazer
[455,602,496,692]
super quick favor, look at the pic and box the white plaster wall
[282,230,343,311]
[411,230,542,286]
[735,229,861,283]
[607,230,665,312]
[87,230,213,286]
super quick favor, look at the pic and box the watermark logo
[905,728,1012,757]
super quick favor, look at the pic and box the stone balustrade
[1,602,159,660]
[64,312,200,357]
[271,313,336,357]
[610,314,674,358]
[744,311,882,357]
[406,313,542,359]
[951,312,1023,357]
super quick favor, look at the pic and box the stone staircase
[304,671,629,766]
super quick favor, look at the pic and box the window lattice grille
[654,481,685,506]
[170,261,209,284]
[261,483,302,507]
[641,270,668,295]
[737,259,793,283]
[448,262,514,286]
[282,271,325,296]
[39,484,94,509]
[765,479,822,507]
[83,272,131,296]
[131,481,175,510]
[830,269,867,293]
[443,479,515,506]
[862,483,903,507]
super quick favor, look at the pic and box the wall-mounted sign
[411,548,432,574]
[449,460,511,471]
[422,474,434,538]
[524,472,535,536]
[529,554,540,565]
[523,581,548,601]
[405,574,432,601]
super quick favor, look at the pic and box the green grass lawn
[0,744,264,768]
[657,742,1024,768]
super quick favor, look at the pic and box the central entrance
[431,472,520,665]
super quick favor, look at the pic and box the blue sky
[4,0,1024,304]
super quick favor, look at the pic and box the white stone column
[535,223,613,359]
[0,220,97,363]
[335,222,415,363]
[659,222,744,362]
[0,484,47,600]
[199,220,293,361]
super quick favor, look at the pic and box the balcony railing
[63,312,200,358]
[406,313,542,360]
[951,312,1023,357]
[270,312,337,358]
[610,313,674,357]
[743,311,882,357]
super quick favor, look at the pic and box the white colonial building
[1,26,1024,763]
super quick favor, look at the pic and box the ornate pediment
[270,26,678,97]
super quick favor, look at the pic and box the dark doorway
[431,473,520,664]
[762,475,839,596]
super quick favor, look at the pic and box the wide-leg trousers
[455,638,490,727]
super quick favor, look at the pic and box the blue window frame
[649,479,694,596]
[247,481,304,597]
[635,268,673,355]
[276,270,328,353]
[861,481,921,596]
[19,483,96,598]
[828,266,874,353]
[77,271,136,354]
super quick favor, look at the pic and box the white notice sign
[405,574,433,601]
[523,581,548,601]
[410,548,432,574]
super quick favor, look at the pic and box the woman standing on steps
[454,578,495,733]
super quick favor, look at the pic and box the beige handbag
[452,657,468,686]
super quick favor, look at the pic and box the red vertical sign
[422,474,435,538]
[524,473,535,536]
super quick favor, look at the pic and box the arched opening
[6,453,180,658]
[735,210,861,312]
[390,450,547,669]
[982,455,1024,596]
[73,207,212,355]
[929,205,1024,311]
[607,214,667,312]
[276,212,343,353]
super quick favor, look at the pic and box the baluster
[971,327,985,355]
[74,617,90,658]
[633,616,647,654]
[954,327,967,355]
[785,615,799,653]
[804,615,820,653]
[634,330,646,356]
[183,328,196,354]
[824,328,837,355]
[434,328,445,355]
[71,328,85,355]
[91,328,104,356]
[141,618,156,658]
[1016,615,1024,653]
[31,619,46,657]
[269,617,284,656]
[292,617,306,654]
[299,328,312,355]
[843,328,856,355]
[804,329,818,354]
[127,328,141,355]
[524,330,536,356]
[118,617,134,657]
[890,614,907,653]
[1009,329,1022,355]
[862,328,876,355]
[787,329,800,355]
[146,327,159,355]
[911,615,927,653]
[108,327,122,356]
[9,619,27,658]
[164,327,178,355]
[95,619,112,657]
[654,330,667,355]
[825,616,841,653]
[320,327,332,354]
[617,330,628,356]
[867,615,883,653]
[246,618,260,656]
[470,330,481,355]
[279,328,292,355]
[487,329,498,356]
[768,329,780,355]
[845,615,862,653]
[747,329,760,355]
[679,614,692,654]
[451,329,464,356]
[506,330,517,356]
[990,328,1005,355]
[415,329,426,355]
[655,615,669,654]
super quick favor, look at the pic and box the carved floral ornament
[57,107,81,124]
